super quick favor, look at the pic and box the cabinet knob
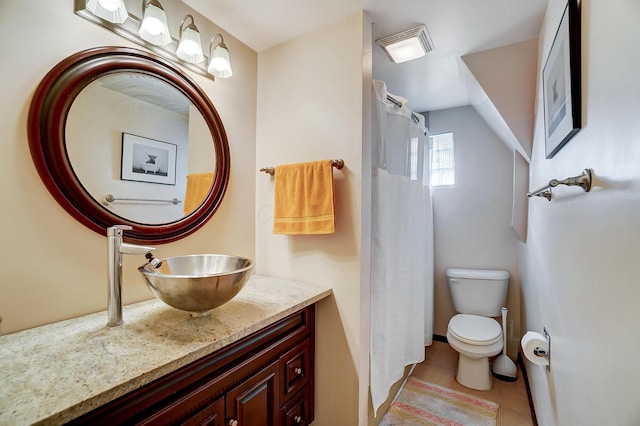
[294,367,303,375]
[295,415,304,424]
[229,420,238,426]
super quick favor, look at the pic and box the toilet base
[455,353,493,391]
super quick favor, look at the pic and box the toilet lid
[448,314,502,345]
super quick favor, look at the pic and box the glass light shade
[138,2,171,46]
[383,37,427,63]
[177,27,205,64]
[208,44,232,78]
[86,0,128,23]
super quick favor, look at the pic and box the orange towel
[273,160,336,235]
[183,173,214,215]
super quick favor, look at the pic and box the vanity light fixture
[176,15,205,64]
[75,0,234,81]
[207,34,232,78]
[376,25,434,64]
[139,0,171,46]
[86,0,128,23]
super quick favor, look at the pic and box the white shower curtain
[370,80,434,415]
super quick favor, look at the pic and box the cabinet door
[226,362,279,426]
[281,385,311,426]
[181,396,225,426]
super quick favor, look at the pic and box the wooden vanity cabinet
[69,306,315,426]
[181,396,225,426]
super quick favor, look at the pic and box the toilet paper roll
[521,331,549,366]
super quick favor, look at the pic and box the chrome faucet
[107,225,162,327]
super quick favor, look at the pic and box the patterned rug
[380,377,499,426]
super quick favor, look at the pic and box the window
[430,132,455,186]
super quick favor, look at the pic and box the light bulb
[209,57,228,71]
[143,17,164,35]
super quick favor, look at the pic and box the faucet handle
[145,252,163,269]
[107,224,133,236]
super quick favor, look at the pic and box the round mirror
[66,72,215,224]
[28,47,230,243]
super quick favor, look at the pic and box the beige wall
[255,13,367,426]
[0,0,257,334]
[522,0,640,424]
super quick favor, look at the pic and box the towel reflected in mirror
[183,173,214,215]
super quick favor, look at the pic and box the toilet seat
[448,314,501,346]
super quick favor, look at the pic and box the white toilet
[446,268,509,391]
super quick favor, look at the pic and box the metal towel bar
[527,169,593,201]
[260,159,345,176]
[102,194,181,206]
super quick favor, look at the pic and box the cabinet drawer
[280,385,311,426]
[279,340,311,404]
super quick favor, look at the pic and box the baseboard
[517,351,539,426]
[433,333,448,343]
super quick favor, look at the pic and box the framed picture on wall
[121,133,177,185]
[543,0,581,159]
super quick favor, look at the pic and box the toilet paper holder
[533,347,548,356]
[535,328,551,371]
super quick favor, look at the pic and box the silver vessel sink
[139,254,254,316]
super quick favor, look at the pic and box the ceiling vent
[376,25,434,64]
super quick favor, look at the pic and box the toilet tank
[446,268,509,317]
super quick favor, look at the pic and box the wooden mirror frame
[27,47,230,244]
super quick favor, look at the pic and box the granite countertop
[0,274,332,425]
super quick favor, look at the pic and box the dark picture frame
[543,0,581,159]
[121,133,177,185]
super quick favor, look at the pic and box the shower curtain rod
[386,94,422,126]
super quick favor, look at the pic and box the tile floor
[410,340,535,426]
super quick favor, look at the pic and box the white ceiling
[183,0,548,112]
